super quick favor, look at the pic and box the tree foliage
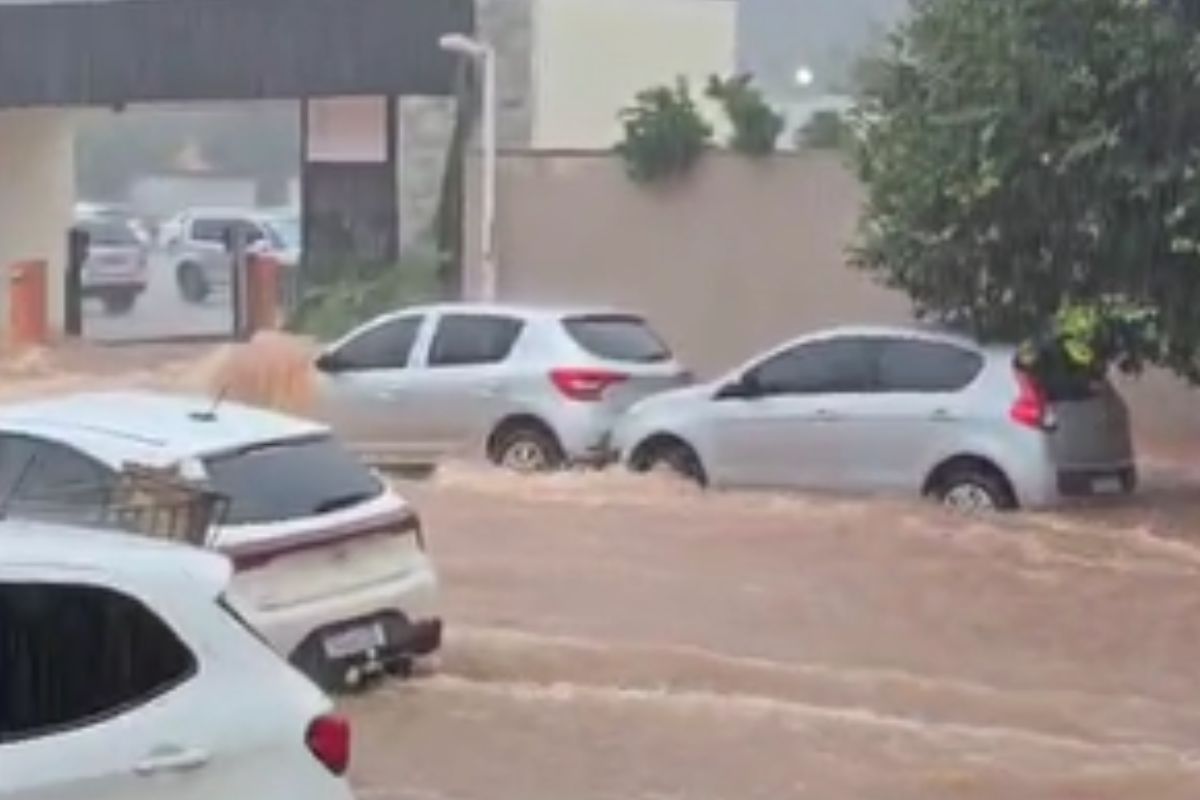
[853,0,1200,380]
[706,74,785,156]
[616,79,712,183]
[797,110,855,151]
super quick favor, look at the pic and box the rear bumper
[238,560,440,661]
[1057,464,1138,498]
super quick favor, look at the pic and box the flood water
[5,344,1200,799]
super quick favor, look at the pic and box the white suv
[0,523,356,800]
[0,390,441,691]
[160,209,299,304]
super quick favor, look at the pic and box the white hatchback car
[0,391,441,690]
[0,523,356,800]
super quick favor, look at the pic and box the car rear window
[562,315,671,363]
[204,436,383,525]
[80,218,140,247]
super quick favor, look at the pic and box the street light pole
[440,33,498,302]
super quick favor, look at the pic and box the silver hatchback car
[314,303,691,470]
[612,325,1136,510]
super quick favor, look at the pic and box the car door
[707,336,878,490]
[835,337,986,492]
[0,576,231,800]
[313,313,433,463]
[187,218,236,288]
[415,313,527,453]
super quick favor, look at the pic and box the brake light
[307,715,351,775]
[550,368,628,401]
[1011,369,1051,430]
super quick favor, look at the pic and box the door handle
[134,746,211,777]
[930,408,956,422]
[813,408,840,422]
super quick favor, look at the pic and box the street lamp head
[439,33,488,59]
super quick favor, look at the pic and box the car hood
[627,382,715,417]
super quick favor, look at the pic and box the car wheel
[177,262,209,304]
[101,290,137,316]
[934,467,1015,514]
[634,438,707,486]
[491,424,563,473]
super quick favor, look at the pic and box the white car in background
[73,212,150,315]
[0,390,441,691]
[0,524,356,800]
[160,209,300,304]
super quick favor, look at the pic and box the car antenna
[191,386,228,422]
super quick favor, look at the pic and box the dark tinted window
[0,435,116,525]
[336,316,422,371]
[563,315,671,363]
[204,436,383,525]
[429,314,523,367]
[878,339,984,392]
[0,583,195,742]
[79,218,139,247]
[751,338,877,395]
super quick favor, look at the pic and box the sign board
[305,96,389,163]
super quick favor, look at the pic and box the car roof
[0,519,231,596]
[383,301,643,321]
[795,323,991,350]
[0,391,328,465]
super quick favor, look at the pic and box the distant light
[794,67,816,88]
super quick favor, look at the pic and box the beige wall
[484,150,1200,447]
[0,109,74,346]
[531,0,737,150]
[491,151,909,374]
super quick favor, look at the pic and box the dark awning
[0,0,474,108]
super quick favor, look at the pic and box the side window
[751,338,877,396]
[428,314,524,368]
[0,436,115,523]
[335,316,422,371]
[878,339,984,393]
[0,582,196,743]
[190,218,228,244]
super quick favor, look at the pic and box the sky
[738,0,909,97]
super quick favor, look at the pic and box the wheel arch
[486,413,563,462]
[923,453,1018,505]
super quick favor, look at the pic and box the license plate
[322,622,386,659]
[1091,476,1123,495]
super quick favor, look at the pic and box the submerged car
[612,325,1136,511]
[0,524,357,800]
[0,391,441,690]
[315,303,692,471]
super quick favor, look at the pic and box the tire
[101,290,137,316]
[632,438,707,486]
[932,465,1015,513]
[490,424,564,473]
[177,262,209,304]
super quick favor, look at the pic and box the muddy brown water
[4,347,1200,798]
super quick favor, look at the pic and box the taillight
[550,368,628,402]
[307,715,351,775]
[1011,369,1053,430]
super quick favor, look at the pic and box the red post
[246,255,281,334]
[8,260,48,350]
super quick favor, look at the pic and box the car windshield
[562,315,672,363]
[203,435,383,525]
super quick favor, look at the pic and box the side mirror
[315,352,344,373]
[716,372,763,401]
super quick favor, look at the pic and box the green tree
[616,79,712,183]
[797,110,854,150]
[853,0,1200,380]
[706,74,784,156]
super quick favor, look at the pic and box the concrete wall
[488,151,908,374]
[531,0,737,149]
[481,150,1200,447]
[0,109,73,346]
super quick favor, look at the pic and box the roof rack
[0,463,228,547]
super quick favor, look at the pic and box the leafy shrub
[706,74,785,156]
[616,79,712,183]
